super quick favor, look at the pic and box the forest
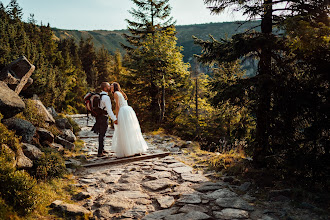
[0,0,329,218]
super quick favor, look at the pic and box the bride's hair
[112,82,128,100]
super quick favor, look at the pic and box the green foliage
[31,149,66,180]
[126,27,190,129]
[0,114,21,152]
[195,0,330,186]
[0,154,38,215]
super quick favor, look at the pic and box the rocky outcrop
[30,100,55,124]
[21,143,43,160]
[2,118,36,143]
[0,81,25,119]
[0,55,35,94]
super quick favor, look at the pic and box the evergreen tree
[127,27,189,128]
[122,0,175,50]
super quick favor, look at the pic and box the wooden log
[82,152,170,168]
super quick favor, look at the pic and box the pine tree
[122,0,175,50]
[195,0,329,165]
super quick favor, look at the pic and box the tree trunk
[195,77,200,139]
[160,74,165,124]
[254,0,273,165]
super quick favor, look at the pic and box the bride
[110,82,148,157]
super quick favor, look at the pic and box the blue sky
[1,0,246,30]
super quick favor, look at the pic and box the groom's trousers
[91,114,108,155]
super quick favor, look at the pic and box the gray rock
[120,172,144,183]
[55,136,75,150]
[215,197,254,211]
[0,81,25,119]
[142,178,178,191]
[55,118,73,130]
[96,195,134,212]
[142,207,179,220]
[238,182,251,192]
[157,195,175,208]
[65,159,81,168]
[114,190,150,199]
[16,147,33,169]
[181,173,208,183]
[185,211,212,220]
[146,171,172,180]
[113,183,142,191]
[169,147,180,152]
[60,129,76,143]
[21,143,43,160]
[173,166,193,174]
[195,182,225,192]
[214,208,249,219]
[50,200,92,218]
[47,106,58,118]
[205,188,237,200]
[122,205,148,219]
[177,193,201,204]
[167,162,186,168]
[74,192,91,201]
[30,100,55,124]
[268,189,292,198]
[36,127,54,143]
[2,118,36,143]
[165,213,187,220]
[178,204,208,213]
[101,175,121,184]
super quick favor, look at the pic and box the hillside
[52,20,261,64]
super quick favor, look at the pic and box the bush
[21,99,46,128]
[0,114,21,152]
[32,149,66,180]
[56,113,81,134]
[0,155,38,215]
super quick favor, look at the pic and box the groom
[92,82,117,157]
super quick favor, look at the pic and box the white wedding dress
[112,91,148,157]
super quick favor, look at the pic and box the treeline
[0,0,123,113]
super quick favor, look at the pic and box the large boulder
[0,81,25,119]
[60,129,76,143]
[21,143,44,160]
[0,55,35,94]
[2,118,36,143]
[46,106,58,118]
[36,127,54,143]
[16,148,33,169]
[30,100,55,124]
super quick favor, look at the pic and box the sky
[1,0,247,31]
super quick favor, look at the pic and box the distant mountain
[52,20,260,75]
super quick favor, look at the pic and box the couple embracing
[92,82,148,158]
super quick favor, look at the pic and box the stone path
[66,114,323,220]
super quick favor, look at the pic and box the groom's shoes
[97,153,106,157]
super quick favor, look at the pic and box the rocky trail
[51,114,327,220]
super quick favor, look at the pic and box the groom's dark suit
[91,91,117,156]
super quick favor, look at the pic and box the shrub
[0,155,38,215]
[32,149,66,180]
[56,113,81,134]
[21,99,46,128]
[0,114,21,152]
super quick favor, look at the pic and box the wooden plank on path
[82,152,170,168]
[79,135,113,139]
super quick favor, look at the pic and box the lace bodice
[114,91,128,108]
